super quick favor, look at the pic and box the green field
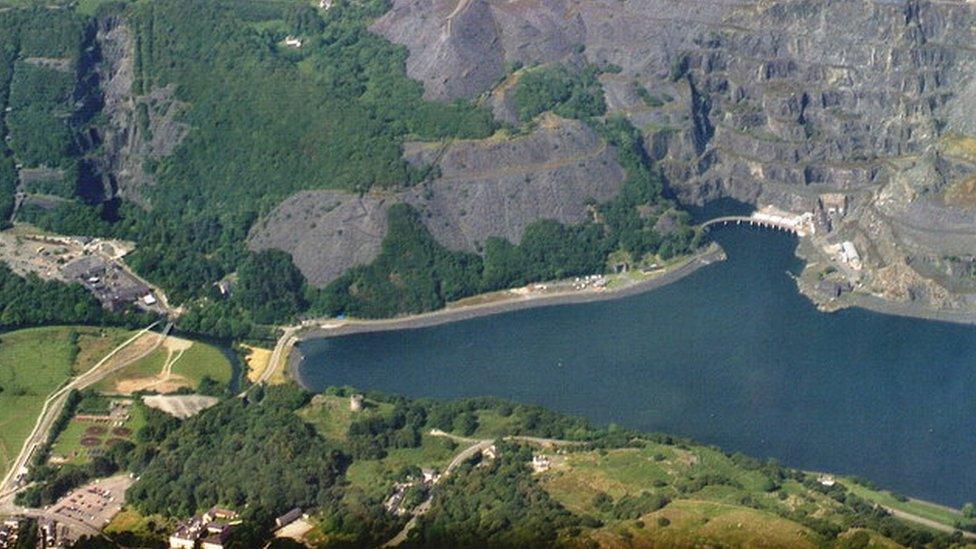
[0,327,78,478]
[298,394,395,442]
[598,499,821,548]
[536,442,889,547]
[72,328,136,375]
[94,337,233,394]
[49,402,146,465]
[171,341,233,385]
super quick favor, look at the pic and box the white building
[840,241,862,271]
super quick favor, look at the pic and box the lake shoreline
[289,243,727,388]
[296,243,726,339]
[290,227,976,507]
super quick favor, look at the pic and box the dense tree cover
[313,204,484,318]
[0,156,15,227]
[6,61,77,167]
[235,250,307,325]
[0,264,153,329]
[511,64,607,122]
[0,8,89,184]
[0,1,700,331]
[12,518,37,549]
[0,24,18,226]
[104,0,494,305]
[409,442,578,546]
[127,385,346,520]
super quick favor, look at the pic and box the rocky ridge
[369,0,976,313]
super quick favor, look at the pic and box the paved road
[505,435,588,448]
[0,322,167,507]
[384,436,494,547]
[886,507,976,540]
[239,326,299,398]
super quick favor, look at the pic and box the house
[200,523,233,549]
[169,516,205,549]
[204,507,239,523]
[820,193,848,216]
[816,279,851,299]
[142,293,157,306]
[275,508,303,529]
[169,508,240,549]
[531,454,551,473]
[420,468,440,484]
[840,241,862,270]
[283,36,303,48]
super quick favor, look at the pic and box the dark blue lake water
[297,227,976,506]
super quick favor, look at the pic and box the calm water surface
[298,227,976,506]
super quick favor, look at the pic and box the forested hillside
[44,386,972,548]
[0,0,699,333]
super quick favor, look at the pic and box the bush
[511,64,606,122]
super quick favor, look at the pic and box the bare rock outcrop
[248,191,393,287]
[403,117,624,252]
[93,16,188,204]
[372,0,976,313]
[249,117,625,285]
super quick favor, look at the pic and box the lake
[296,226,976,506]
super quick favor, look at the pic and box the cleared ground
[95,336,232,394]
[242,344,275,383]
[142,394,220,419]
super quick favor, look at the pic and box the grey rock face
[374,0,976,202]
[371,0,976,312]
[93,16,188,205]
[403,117,624,252]
[248,191,393,287]
[249,118,625,286]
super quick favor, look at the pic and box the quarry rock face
[93,16,188,204]
[249,118,624,286]
[402,117,624,252]
[365,0,976,312]
[247,191,393,287]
